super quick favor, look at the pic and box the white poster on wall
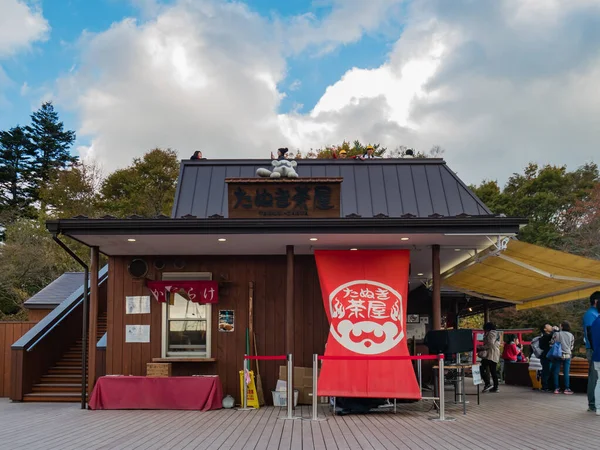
[407,322,426,340]
[126,296,151,314]
[125,325,150,343]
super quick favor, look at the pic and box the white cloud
[0,0,49,57]
[289,79,301,91]
[280,0,600,184]
[55,0,600,186]
[0,0,49,106]
[279,0,405,55]
[57,1,288,166]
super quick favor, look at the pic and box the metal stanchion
[439,356,446,420]
[417,353,422,394]
[431,354,455,421]
[237,354,254,411]
[309,353,326,421]
[280,353,300,420]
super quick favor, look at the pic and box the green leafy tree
[0,126,36,228]
[561,182,600,259]
[470,163,599,350]
[471,163,599,248]
[458,313,484,330]
[491,300,589,355]
[39,161,102,219]
[0,218,84,316]
[100,148,179,217]
[25,102,77,205]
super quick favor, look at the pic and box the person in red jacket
[502,335,521,362]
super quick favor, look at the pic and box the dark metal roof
[172,159,492,219]
[23,272,84,309]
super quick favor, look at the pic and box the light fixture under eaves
[400,237,409,241]
[417,273,424,276]
[350,248,358,251]
[127,238,136,242]
[310,238,318,241]
[454,248,461,251]
[218,238,227,242]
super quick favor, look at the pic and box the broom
[253,332,266,406]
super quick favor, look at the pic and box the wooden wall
[0,322,36,397]
[26,309,53,322]
[106,255,329,403]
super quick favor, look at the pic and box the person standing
[583,291,600,411]
[551,321,575,394]
[590,302,600,416]
[271,148,289,160]
[539,324,554,392]
[481,322,501,393]
[359,145,382,160]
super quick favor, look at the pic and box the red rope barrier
[244,355,287,361]
[318,354,440,361]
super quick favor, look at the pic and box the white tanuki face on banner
[328,280,405,355]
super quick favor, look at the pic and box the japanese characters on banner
[146,280,218,304]
[314,250,421,400]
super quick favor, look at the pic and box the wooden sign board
[226,178,342,219]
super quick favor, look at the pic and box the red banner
[314,250,421,399]
[146,281,218,304]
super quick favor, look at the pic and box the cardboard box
[278,366,319,405]
[146,363,172,377]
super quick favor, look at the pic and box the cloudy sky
[1,0,599,185]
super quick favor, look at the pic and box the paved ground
[1,384,599,449]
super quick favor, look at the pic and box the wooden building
[11,157,526,404]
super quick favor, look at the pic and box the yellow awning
[442,239,600,310]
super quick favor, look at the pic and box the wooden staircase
[23,313,107,402]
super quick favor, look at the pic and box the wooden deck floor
[1,384,599,449]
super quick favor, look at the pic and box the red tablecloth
[89,376,223,411]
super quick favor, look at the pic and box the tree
[470,163,600,351]
[0,126,36,228]
[458,313,484,330]
[471,163,599,248]
[39,161,102,219]
[561,182,600,259]
[100,148,179,217]
[25,102,77,205]
[0,218,84,317]
[491,300,589,356]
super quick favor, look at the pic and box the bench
[560,357,589,378]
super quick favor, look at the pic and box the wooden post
[483,302,490,324]
[432,245,442,330]
[286,245,294,355]
[249,281,254,363]
[87,246,100,397]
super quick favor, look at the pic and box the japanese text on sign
[233,185,333,214]
[227,179,341,219]
[333,286,399,321]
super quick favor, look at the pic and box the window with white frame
[161,272,212,358]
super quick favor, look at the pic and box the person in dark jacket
[271,147,289,160]
[539,323,554,392]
